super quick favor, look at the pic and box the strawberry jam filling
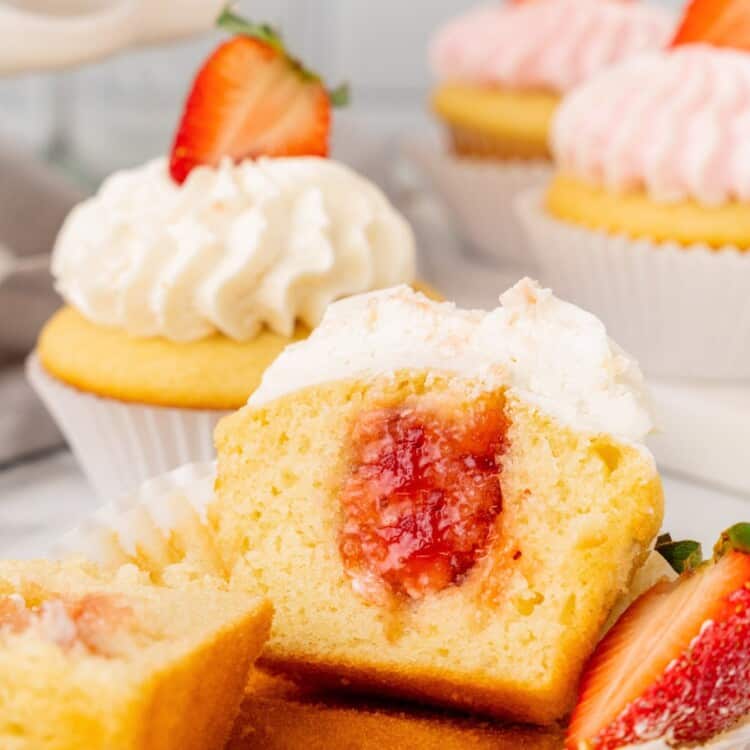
[339,397,507,602]
[0,593,134,656]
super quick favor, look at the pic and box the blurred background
[0,0,678,187]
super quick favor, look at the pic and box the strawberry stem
[656,533,703,574]
[329,83,351,108]
[217,6,350,109]
[217,8,285,54]
[714,523,750,558]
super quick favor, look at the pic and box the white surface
[649,379,750,497]
[0,452,95,558]
[0,450,746,560]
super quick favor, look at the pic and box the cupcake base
[27,354,230,501]
[516,188,750,379]
[431,84,557,160]
[37,306,306,410]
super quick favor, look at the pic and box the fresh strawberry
[672,0,750,50]
[169,12,348,184]
[567,523,750,750]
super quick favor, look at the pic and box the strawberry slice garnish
[567,523,750,750]
[672,0,750,50]
[169,11,348,184]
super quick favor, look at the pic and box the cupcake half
[418,0,673,267]
[30,15,416,500]
[518,15,750,377]
[0,559,271,750]
[62,280,664,724]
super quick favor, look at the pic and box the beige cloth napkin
[0,139,84,463]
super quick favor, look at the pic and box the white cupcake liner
[27,353,231,501]
[516,189,750,379]
[404,138,551,271]
[56,461,221,576]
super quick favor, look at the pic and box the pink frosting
[552,46,750,205]
[430,0,673,94]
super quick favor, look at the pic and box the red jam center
[0,593,133,655]
[339,399,506,602]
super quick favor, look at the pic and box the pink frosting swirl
[552,46,750,204]
[430,0,673,94]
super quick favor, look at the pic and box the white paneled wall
[230,0,472,103]
[0,0,677,180]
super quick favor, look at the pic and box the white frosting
[250,279,654,443]
[52,157,416,342]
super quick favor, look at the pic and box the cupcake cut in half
[0,559,272,750]
[210,279,663,724]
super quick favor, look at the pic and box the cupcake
[0,558,271,750]
[415,0,672,268]
[211,280,662,724]
[517,0,750,378]
[61,280,664,725]
[29,14,416,500]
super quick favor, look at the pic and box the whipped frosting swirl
[52,157,416,341]
[553,46,750,205]
[250,279,654,443]
[430,0,673,94]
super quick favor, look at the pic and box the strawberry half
[672,0,750,50]
[567,523,750,750]
[169,12,348,184]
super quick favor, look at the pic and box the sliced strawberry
[567,524,750,750]
[672,0,750,50]
[169,13,348,184]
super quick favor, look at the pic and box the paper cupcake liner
[443,124,551,161]
[27,353,232,501]
[405,138,552,271]
[516,189,750,379]
[56,460,223,580]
